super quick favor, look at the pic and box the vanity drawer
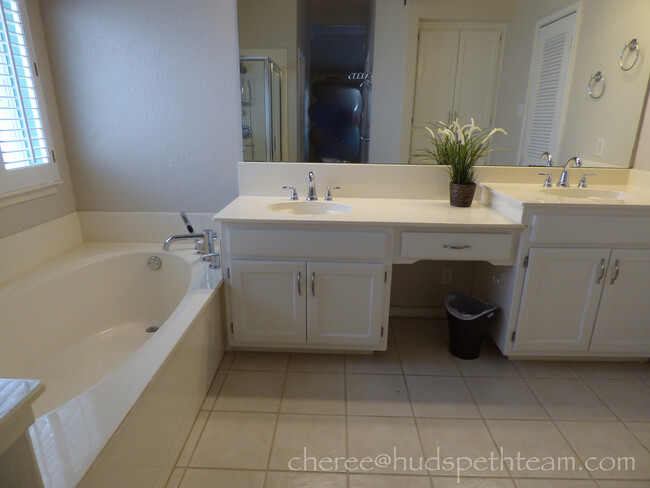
[226,227,389,260]
[400,231,516,262]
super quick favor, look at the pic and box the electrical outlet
[441,268,453,285]
[492,269,504,285]
[595,138,605,156]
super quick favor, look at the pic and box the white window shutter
[520,12,576,166]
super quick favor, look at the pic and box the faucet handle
[578,173,596,188]
[282,185,299,201]
[538,172,553,188]
[180,210,194,233]
[324,186,341,201]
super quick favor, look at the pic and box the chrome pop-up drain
[147,256,162,270]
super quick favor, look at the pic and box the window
[0,0,59,200]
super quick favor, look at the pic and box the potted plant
[416,118,507,207]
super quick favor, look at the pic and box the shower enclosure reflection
[240,57,282,161]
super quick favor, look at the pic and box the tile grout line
[261,356,289,487]
[521,374,599,484]
[459,366,515,481]
[400,345,437,486]
[580,375,650,456]
[343,349,351,488]
[170,367,228,475]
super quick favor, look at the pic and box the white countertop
[214,196,523,230]
[482,183,650,209]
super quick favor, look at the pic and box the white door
[589,249,650,353]
[306,262,386,347]
[229,260,306,345]
[410,29,459,160]
[454,30,502,128]
[412,29,459,128]
[519,11,577,165]
[513,248,610,353]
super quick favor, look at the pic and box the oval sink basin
[267,201,352,215]
[541,188,632,201]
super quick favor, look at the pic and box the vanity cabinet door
[306,262,386,347]
[229,260,307,345]
[513,248,610,353]
[589,249,650,353]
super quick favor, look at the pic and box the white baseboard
[389,306,446,319]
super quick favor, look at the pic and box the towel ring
[620,39,640,71]
[588,71,606,99]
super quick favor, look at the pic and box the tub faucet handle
[180,211,194,233]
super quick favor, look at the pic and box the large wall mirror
[237,0,650,168]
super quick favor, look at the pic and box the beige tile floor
[166,318,650,488]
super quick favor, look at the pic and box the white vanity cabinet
[221,225,391,351]
[513,248,608,353]
[589,249,650,353]
[505,212,650,357]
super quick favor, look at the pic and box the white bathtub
[0,243,224,488]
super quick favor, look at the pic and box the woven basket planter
[449,182,476,207]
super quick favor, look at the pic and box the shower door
[240,57,282,161]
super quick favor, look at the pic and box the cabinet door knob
[610,259,620,285]
[311,272,316,296]
[596,258,606,284]
[297,271,302,296]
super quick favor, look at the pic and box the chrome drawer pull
[610,259,620,285]
[443,244,471,250]
[596,258,606,284]
[297,271,302,296]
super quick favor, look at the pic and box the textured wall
[40,0,242,213]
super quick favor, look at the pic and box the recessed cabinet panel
[230,260,306,344]
[513,248,610,353]
[531,216,650,246]
[307,262,385,347]
[589,249,650,353]
[227,228,388,260]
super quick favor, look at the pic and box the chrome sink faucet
[306,171,318,201]
[557,157,581,187]
[541,151,553,167]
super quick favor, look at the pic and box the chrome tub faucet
[163,212,220,268]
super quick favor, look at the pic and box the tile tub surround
[166,318,650,488]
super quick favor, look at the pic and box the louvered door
[519,12,577,165]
